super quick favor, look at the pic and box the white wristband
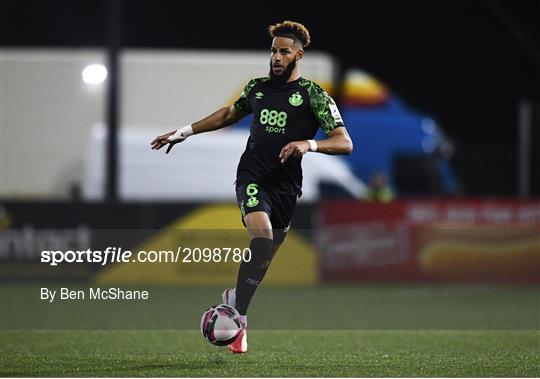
[307,139,318,152]
[168,125,193,142]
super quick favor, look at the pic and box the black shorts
[235,181,297,244]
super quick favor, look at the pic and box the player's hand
[279,141,310,164]
[150,131,181,154]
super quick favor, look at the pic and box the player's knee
[244,211,273,239]
[249,227,273,240]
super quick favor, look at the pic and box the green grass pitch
[1,284,539,376]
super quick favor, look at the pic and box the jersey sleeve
[233,79,259,114]
[302,80,345,135]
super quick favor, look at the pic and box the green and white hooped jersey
[234,77,345,196]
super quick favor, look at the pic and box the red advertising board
[317,200,540,284]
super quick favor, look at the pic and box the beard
[269,59,297,85]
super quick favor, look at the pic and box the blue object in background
[233,72,458,197]
[328,96,458,196]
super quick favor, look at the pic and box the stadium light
[82,64,107,84]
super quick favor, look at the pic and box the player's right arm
[150,105,247,154]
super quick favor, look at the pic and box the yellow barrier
[94,204,318,286]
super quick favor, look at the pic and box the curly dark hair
[268,20,311,48]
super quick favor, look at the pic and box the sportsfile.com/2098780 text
[40,247,252,266]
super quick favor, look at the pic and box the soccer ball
[200,304,242,346]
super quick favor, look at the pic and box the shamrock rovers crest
[289,92,303,106]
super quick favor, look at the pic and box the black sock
[235,237,274,315]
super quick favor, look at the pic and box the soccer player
[151,20,352,353]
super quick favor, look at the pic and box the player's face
[270,37,302,78]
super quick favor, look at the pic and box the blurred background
[1,0,539,330]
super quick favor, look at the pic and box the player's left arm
[279,127,353,163]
